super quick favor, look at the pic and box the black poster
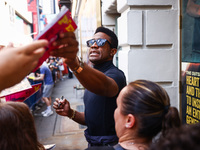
[182,62,200,124]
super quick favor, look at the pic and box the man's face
[88,32,113,65]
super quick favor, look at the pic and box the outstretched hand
[0,39,48,91]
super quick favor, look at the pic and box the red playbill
[5,83,42,102]
[33,6,77,72]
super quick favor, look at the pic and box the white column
[117,0,180,109]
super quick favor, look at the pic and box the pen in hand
[58,96,64,108]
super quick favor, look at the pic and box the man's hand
[53,97,73,117]
[50,32,79,68]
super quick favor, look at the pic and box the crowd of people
[0,26,199,150]
[33,61,55,117]
[33,56,72,117]
[46,56,70,83]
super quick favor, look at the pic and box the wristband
[73,66,83,74]
[73,58,84,75]
[70,109,76,119]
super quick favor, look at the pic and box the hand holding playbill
[33,6,77,72]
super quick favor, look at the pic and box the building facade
[0,0,33,47]
[117,0,180,110]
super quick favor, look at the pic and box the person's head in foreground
[114,80,181,150]
[0,102,45,150]
[149,122,200,150]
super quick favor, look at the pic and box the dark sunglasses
[86,38,113,48]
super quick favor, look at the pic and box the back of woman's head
[149,123,200,150]
[121,80,181,140]
[0,102,44,150]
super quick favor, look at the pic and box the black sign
[182,62,200,124]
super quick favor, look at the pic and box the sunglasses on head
[86,38,113,48]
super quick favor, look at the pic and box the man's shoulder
[40,65,51,72]
[107,66,125,77]
[41,64,49,70]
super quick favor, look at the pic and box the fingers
[52,32,78,51]
[60,32,76,39]
[49,32,78,60]
[53,98,60,109]
[32,47,46,59]
[7,42,14,48]
[53,98,69,116]
[50,46,78,57]
[53,98,67,109]
[53,36,78,46]
[24,40,48,54]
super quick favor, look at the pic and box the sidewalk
[33,76,88,150]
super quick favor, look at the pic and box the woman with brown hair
[149,122,200,150]
[0,102,45,150]
[86,80,181,150]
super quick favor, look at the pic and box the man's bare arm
[73,62,119,97]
